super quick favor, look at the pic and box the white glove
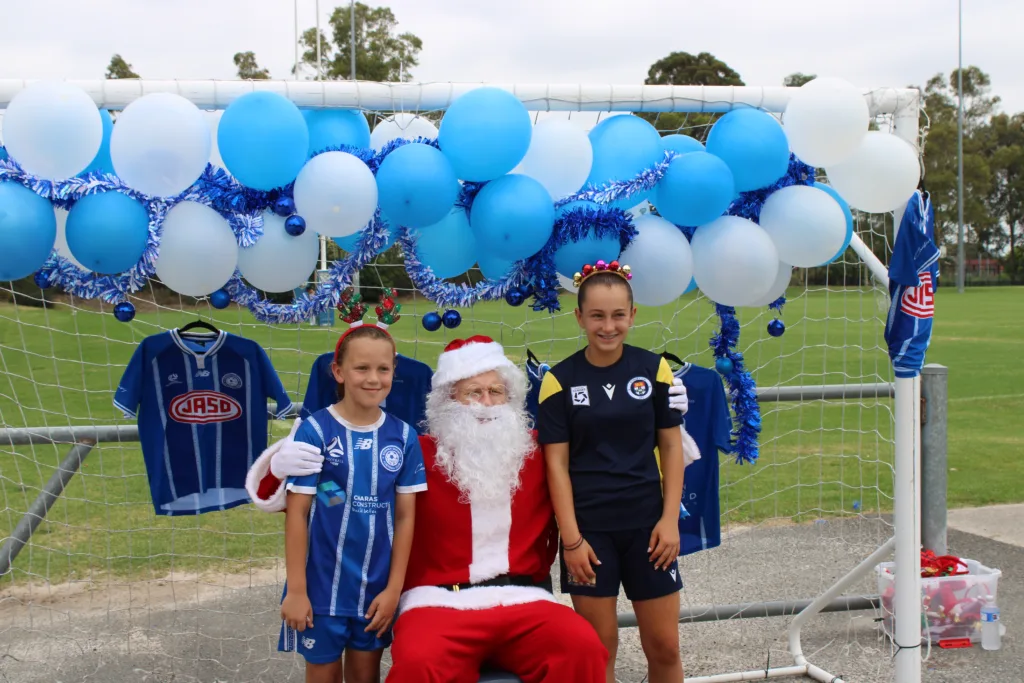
[269,418,324,480]
[668,377,689,416]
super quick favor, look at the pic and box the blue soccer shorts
[279,615,392,664]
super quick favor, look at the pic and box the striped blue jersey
[673,362,732,556]
[114,330,292,515]
[285,407,427,617]
[885,191,939,379]
[301,352,432,434]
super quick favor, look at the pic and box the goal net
[0,82,918,683]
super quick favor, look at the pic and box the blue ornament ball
[505,289,525,307]
[113,301,136,323]
[715,357,734,375]
[273,195,296,217]
[210,289,231,310]
[33,271,50,289]
[285,215,307,236]
[442,309,462,329]
[517,283,533,297]
[422,311,442,332]
[768,319,786,338]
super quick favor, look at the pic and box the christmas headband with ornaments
[333,288,402,361]
[572,259,632,289]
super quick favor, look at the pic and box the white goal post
[0,78,923,683]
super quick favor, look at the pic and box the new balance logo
[354,438,374,450]
[325,436,345,466]
[195,370,211,378]
[302,636,315,650]
[900,272,934,319]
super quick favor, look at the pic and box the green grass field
[0,286,1020,586]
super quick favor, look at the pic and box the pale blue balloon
[815,182,855,264]
[376,143,459,229]
[0,182,57,281]
[415,208,477,278]
[218,92,309,190]
[553,235,621,278]
[470,174,554,262]
[477,252,514,280]
[304,109,371,154]
[654,152,735,227]
[662,134,704,156]
[83,110,114,175]
[706,109,790,192]
[585,115,663,209]
[438,88,532,181]
[66,192,150,274]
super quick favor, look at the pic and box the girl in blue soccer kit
[539,261,686,683]
[280,322,427,683]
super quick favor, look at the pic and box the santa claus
[246,335,689,682]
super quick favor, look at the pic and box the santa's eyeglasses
[456,385,508,403]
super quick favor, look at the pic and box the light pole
[956,0,966,292]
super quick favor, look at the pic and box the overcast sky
[1,0,1020,114]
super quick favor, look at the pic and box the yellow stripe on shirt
[538,372,563,404]
[656,357,675,385]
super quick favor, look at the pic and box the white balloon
[155,202,237,297]
[745,261,793,308]
[759,185,847,267]
[370,113,439,150]
[825,132,920,214]
[558,273,579,293]
[691,216,780,307]
[3,82,102,180]
[111,93,211,197]
[514,120,593,200]
[53,207,88,271]
[620,215,694,307]
[293,152,378,238]
[238,212,320,293]
[783,77,869,168]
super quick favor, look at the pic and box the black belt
[440,574,552,593]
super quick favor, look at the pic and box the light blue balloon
[218,92,309,191]
[303,109,371,154]
[83,110,114,175]
[654,152,735,227]
[706,109,790,192]
[376,143,459,229]
[438,87,532,181]
[815,182,854,264]
[470,174,554,262]
[551,200,620,275]
[477,252,514,280]
[662,134,704,156]
[415,208,477,278]
[585,115,663,210]
[333,221,398,253]
[0,147,7,162]
[0,182,57,281]
[66,192,150,274]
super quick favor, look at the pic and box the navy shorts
[560,527,682,601]
[279,615,391,664]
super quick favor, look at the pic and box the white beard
[426,400,534,505]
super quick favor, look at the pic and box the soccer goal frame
[0,78,924,683]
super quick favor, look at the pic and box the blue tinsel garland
[710,304,761,464]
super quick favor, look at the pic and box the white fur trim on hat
[433,338,516,387]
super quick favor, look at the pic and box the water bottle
[981,595,1001,651]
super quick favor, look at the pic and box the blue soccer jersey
[886,190,939,379]
[524,349,546,426]
[301,352,432,434]
[114,330,293,515]
[284,407,427,618]
[671,361,732,556]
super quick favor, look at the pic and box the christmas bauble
[272,195,296,217]
[422,311,442,332]
[767,319,786,337]
[715,357,734,375]
[284,215,307,236]
[113,301,136,322]
[210,289,231,310]
[505,289,525,307]
[442,309,462,329]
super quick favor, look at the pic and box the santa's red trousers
[386,601,607,683]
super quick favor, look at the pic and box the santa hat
[433,335,516,388]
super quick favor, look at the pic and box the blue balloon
[683,276,697,295]
[303,109,371,155]
[470,174,554,262]
[333,221,398,253]
[376,143,459,229]
[814,182,854,264]
[553,234,621,278]
[477,252,514,280]
[83,110,114,175]
[654,152,735,227]
[414,208,477,278]
[0,182,57,281]
[662,134,704,156]
[706,109,790,192]
[585,115,663,209]
[0,147,7,162]
[66,192,150,274]
[218,92,309,190]
[438,87,532,181]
